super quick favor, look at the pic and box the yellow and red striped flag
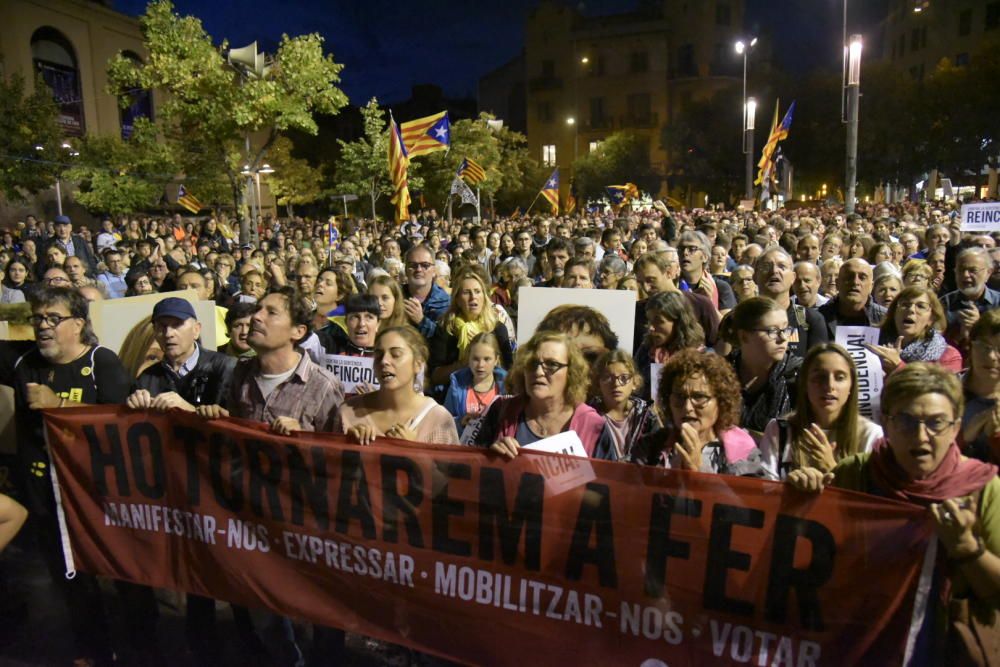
[177,185,202,214]
[388,115,411,222]
[539,168,559,215]
[400,111,450,158]
[756,100,795,186]
[458,157,486,185]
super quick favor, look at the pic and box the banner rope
[44,426,78,580]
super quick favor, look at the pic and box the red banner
[44,407,934,666]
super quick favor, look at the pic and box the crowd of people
[0,200,998,665]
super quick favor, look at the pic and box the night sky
[113,0,887,104]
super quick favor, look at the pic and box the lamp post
[735,38,758,201]
[566,117,578,164]
[744,98,757,202]
[844,34,862,214]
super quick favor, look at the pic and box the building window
[899,34,906,57]
[909,63,925,80]
[542,144,557,167]
[716,3,731,26]
[987,2,1000,30]
[31,26,85,136]
[921,26,928,48]
[955,52,970,66]
[119,51,154,140]
[677,44,695,77]
[588,97,606,128]
[627,92,652,124]
[911,28,920,51]
[630,51,649,73]
[588,140,602,153]
[536,102,553,123]
[959,9,973,36]
[541,59,554,77]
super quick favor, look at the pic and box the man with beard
[4,287,158,666]
[940,247,1000,359]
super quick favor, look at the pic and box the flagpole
[476,187,481,222]
[525,190,543,216]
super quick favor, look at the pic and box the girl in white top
[760,343,883,481]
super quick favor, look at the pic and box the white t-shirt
[759,417,883,481]
[255,366,297,400]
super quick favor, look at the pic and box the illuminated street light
[845,34,862,214]
[580,56,589,64]
[736,37,758,200]
[566,117,575,125]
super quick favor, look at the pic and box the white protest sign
[323,354,378,393]
[90,291,218,354]
[516,286,637,353]
[835,326,885,423]
[523,430,596,496]
[960,203,1000,232]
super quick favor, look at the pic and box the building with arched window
[0,0,156,138]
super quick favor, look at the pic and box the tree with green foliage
[266,135,328,215]
[0,66,65,202]
[573,131,660,203]
[65,118,176,215]
[106,0,348,241]
[332,98,422,220]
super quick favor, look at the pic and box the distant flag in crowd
[450,176,478,206]
[756,100,795,196]
[539,168,560,215]
[605,183,639,211]
[457,157,486,185]
[400,111,450,158]
[388,114,411,222]
[565,179,577,215]
[328,217,339,249]
[177,185,202,214]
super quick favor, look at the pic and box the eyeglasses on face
[896,300,931,313]
[888,413,958,436]
[407,261,433,272]
[526,359,569,375]
[668,392,714,408]
[600,373,634,386]
[30,313,77,328]
[751,326,795,341]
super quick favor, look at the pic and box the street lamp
[744,98,757,201]
[566,116,578,165]
[844,34,862,214]
[735,37,758,200]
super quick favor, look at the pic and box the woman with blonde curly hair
[630,348,763,476]
[429,267,514,386]
[468,331,617,460]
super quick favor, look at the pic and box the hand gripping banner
[43,407,935,666]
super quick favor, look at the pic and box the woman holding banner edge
[789,363,1000,664]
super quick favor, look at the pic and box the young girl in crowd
[634,290,705,401]
[444,332,508,431]
[590,349,661,461]
[366,274,408,330]
[759,343,883,480]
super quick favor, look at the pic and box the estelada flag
[400,111,450,158]
[177,185,203,214]
[388,114,411,222]
[539,168,559,215]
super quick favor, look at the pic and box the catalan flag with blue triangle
[177,185,202,214]
[539,168,559,215]
[400,111,450,158]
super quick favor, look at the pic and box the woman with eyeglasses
[469,331,617,461]
[722,297,802,440]
[759,344,883,481]
[788,363,1000,665]
[630,348,762,476]
[634,291,706,402]
[864,286,963,374]
[590,349,661,461]
[729,265,758,303]
[961,309,1000,464]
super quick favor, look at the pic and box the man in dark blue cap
[43,214,97,274]
[126,297,234,410]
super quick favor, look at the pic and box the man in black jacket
[124,297,255,665]
[43,215,98,273]
[126,297,234,410]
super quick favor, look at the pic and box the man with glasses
[41,266,72,288]
[402,244,450,339]
[96,249,128,298]
[677,231,735,310]
[513,231,537,275]
[4,287,158,666]
[941,247,1000,359]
